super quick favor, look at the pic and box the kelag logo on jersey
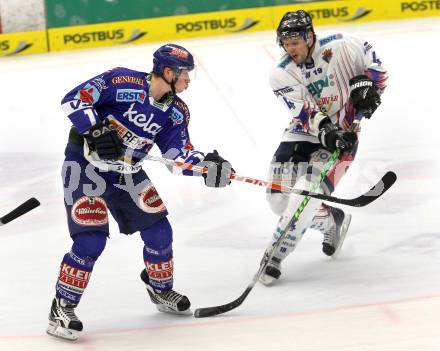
[123,103,163,135]
[116,89,147,103]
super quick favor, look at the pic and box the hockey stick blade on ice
[301,171,397,207]
[194,150,342,318]
[194,286,253,318]
[146,155,396,207]
[194,164,397,317]
[0,198,40,226]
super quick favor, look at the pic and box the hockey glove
[200,150,234,188]
[318,119,357,153]
[87,122,123,160]
[349,75,381,119]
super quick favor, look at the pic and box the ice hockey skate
[46,297,83,341]
[259,257,282,286]
[322,206,352,258]
[140,269,191,315]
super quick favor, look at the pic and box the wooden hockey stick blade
[297,171,397,207]
[0,198,40,225]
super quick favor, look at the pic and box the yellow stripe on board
[48,7,274,52]
[275,0,440,25]
[0,30,48,57]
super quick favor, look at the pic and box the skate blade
[155,304,192,316]
[332,213,352,259]
[46,321,80,341]
[259,274,278,286]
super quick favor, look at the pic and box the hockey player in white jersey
[260,10,387,285]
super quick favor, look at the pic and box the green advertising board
[45,0,316,28]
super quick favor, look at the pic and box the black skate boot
[46,298,83,341]
[140,269,191,315]
[259,257,282,286]
[322,206,352,257]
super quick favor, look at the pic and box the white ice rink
[1,17,440,351]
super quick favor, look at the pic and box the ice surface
[0,17,439,351]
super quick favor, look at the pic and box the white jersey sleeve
[269,56,321,143]
[343,34,388,93]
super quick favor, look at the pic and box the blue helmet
[152,44,195,76]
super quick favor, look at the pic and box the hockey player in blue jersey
[47,43,234,341]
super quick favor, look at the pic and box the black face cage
[277,28,315,47]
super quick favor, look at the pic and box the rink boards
[0,0,439,56]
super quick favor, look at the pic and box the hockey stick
[0,198,40,226]
[193,149,342,318]
[145,154,396,207]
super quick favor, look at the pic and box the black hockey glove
[87,122,123,160]
[200,150,234,188]
[318,119,357,153]
[349,75,381,119]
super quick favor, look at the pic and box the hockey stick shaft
[194,149,341,318]
[145,154,300,192]
[145,154,396,207]
[0,198,40,226]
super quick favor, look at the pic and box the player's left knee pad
[266,192,289,216]
[140,218,174,290]
[55,231,107,304]
[140,218,173,262]
[71,231,108,263]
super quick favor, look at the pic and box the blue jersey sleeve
[61,67,137,134]
[155,98,205,176]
